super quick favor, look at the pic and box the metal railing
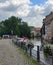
[12,39,53,65]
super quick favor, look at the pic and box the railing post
[26,47,27,52]
[30,48,32,56]
[37,46,40,62]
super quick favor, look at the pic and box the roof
[35,27,41,32]
[43,12,53,23]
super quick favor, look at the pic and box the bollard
[37,46,40,62]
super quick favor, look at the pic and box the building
[42,12,53,44]
[30,27,41,38]
[35,28,41,37]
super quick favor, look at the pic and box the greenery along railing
[12,38,41,62]
[51,37,53,44]
[43,45,53,57]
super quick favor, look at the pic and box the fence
[12,38,53,65]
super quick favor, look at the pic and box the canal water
[31,38,41,50]
[30,38,52,65]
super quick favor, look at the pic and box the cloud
[43,0,53,15]
[17,4,30,17]
[11,0,31,6]
[0,1,10,8]
[26,0,53,27]
[0,0,32,21]
[0,0,53,27]
[0,10,13,21]
[23,17,43,27]
[1,4,18,12]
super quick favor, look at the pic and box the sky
[0,0,53,27]
[30,0,47,5]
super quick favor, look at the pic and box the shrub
[51,37,53,44]
[43,45,52,57]
[27,43,34,49]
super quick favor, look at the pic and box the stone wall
[51,20,53,38]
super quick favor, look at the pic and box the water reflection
[31,38,41,51]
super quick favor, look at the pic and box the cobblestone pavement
[0,39,29,65]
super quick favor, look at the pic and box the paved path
[0,39,29,65]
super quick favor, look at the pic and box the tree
[0,16,31,38]
[3,16,21,35]
[18,22,31,38]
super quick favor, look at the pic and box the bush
[51,37,53,44]
[27,43,34,49]
[43,45,52,57]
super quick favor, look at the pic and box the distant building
[35,28,41,37]
[30,27,41,38]
[42,12,53,44]
[30,27,35,37]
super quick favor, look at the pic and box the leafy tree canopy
[0,16,31,38]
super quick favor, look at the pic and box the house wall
[43,12,53,43]
[45,23,52,40]
[51,20,53,38]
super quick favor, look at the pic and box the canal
[31,38,41,50]
[30,38,52,65]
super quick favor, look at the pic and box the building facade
[42,12,53,43]
[30,27,41,38]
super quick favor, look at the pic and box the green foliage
[43,45,52,57]
[17,47,42,65]
[27,43,34,49]
[0,16,31,38]
[18,22,31,38]
[51,37,53,44]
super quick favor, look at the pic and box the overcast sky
[0,0,53,27]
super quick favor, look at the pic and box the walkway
[0,39,25,65]
[0,39,29,65]
[0,39,42,65]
